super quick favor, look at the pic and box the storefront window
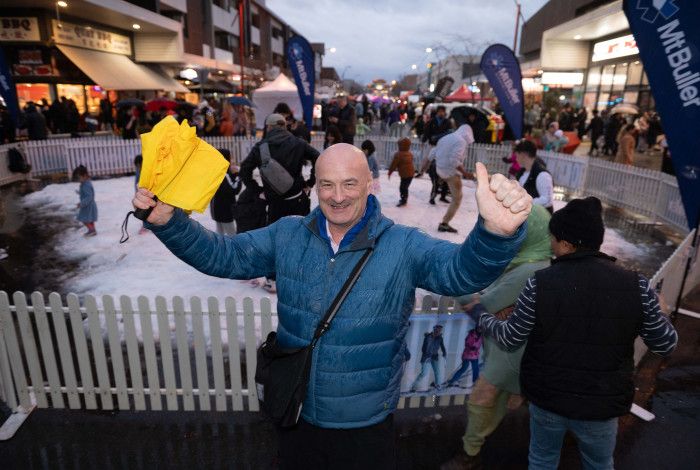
[85,85,103,114]
[627,61,643,87]
[612,63,628,91]
[641,71,649,86]
[623,91,638,105]
[16,83,51,108]
[56,84,86,113]
[583,92,597,113]
[597,92,610,110]
[601,65,615,90]
[586,67,601,92]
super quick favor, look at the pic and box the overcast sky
[266,0,549,84]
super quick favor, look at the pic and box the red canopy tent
[443,84,490,103]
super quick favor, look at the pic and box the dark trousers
[342,134,355,145]
[429,169,448,202]
[268,193,311,224]
[399,177,413,202]
[278,415,396,470]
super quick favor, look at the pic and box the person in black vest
[515,140,553,214]
[468,197,677,470]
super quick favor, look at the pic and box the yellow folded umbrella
[139,116,229,213]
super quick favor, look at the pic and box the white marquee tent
[251,73,302,129]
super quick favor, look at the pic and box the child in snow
[73,165,97,237]
[360,139,381,194]
[388,137,415,207]
[210,148,242,236]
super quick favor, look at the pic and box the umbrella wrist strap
[120,196,157,244]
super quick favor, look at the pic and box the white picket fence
[0,135,690,233]
[0,291,461,418]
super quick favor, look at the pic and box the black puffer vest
[517,159,552,213]
[521,251,642,420]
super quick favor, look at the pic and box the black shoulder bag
[255,248,373,427]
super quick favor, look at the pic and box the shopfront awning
[57,45,188,93]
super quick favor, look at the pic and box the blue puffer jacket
[148,195,525,428]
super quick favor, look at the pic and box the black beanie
[549,197,605,250]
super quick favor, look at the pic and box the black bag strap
[260,142,271,165]
[310,248,373,347]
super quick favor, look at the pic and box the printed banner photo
[287,36,315,128]
[480,44,525,140]
[400,313,484,397]
[623,0,700,229]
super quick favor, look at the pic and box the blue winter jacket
[148,195,525,428]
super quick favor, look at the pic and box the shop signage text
[52,20,131,55]
[0,17,40,42]
[657,19,700,107]
[592,34,639,62]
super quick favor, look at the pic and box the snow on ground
[22,171,647,308]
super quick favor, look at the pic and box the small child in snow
[360,139,381,194]
[73,165,98,237]
[388,137,415,207]
[210,148,242,236]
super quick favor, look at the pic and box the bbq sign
[0,17,41,42]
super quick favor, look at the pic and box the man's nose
[331,184,345,202]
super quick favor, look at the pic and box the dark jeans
[268,192,311,224]
[278,415,396,470]
[399,177,413,202]
[428,164,448,202]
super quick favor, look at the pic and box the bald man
[133,143,532,469]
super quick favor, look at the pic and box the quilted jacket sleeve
[410,218,526,297]
[147,208,276,279]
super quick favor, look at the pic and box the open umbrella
[116,98,144,108]
[228,96,254,107]
[145,98,178,112]
[175,99,196,109]
[610,103,639,115]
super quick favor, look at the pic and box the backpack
[259,142,294,196]
[8,147,31,174]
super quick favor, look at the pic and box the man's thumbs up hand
[475,162,532,236]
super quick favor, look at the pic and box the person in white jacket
[432,124,475,233]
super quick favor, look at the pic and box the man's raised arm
[411,163,532,296]
[132,188,276,280]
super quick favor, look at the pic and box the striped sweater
[476,275,678,356]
